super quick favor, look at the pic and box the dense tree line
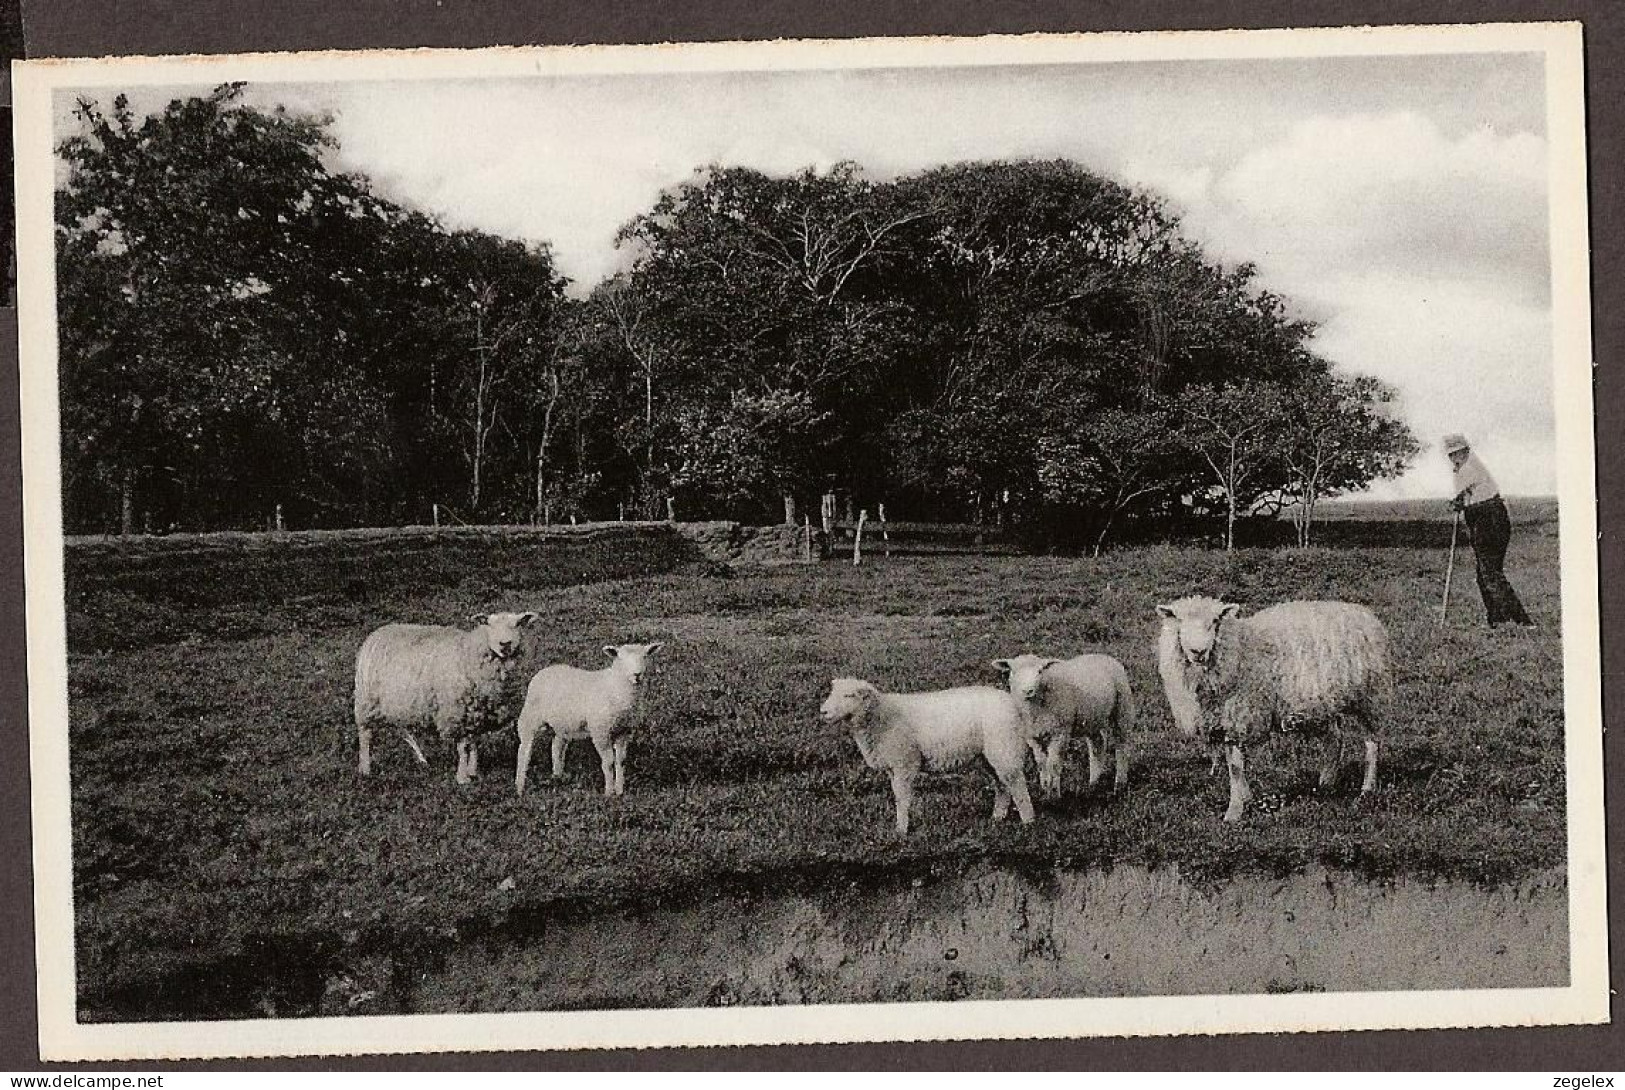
[55,85,1417,546]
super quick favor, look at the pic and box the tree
[437,238,564,514]
[1276,373,1420,545]
[1035,403,1178,554]
[55,85,575,532]
[873,162,1178,521]
[592,275,667,516]
[668,389,831,521]
[54,96,1415,542]
[612,163,922,521]
[56,85,399,531]
[525,300,608,524]
[1170,380,1294,550]
[888,391,1039,527]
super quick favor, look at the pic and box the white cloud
[1120,157,1214,213]
[1110,110,1557,498]
[1191,111,1549,305]
[1307,272,1554,498]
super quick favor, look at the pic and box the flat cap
[1442,433,1470,454]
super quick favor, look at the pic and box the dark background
[2,0,1619,1071]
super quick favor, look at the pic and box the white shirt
[1452,453,1500,506]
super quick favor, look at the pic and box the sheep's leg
[1045,736,1067,799]
[467,740,480,779]
[357,722,372,776]
[999,765,1036,825]
[1319,734,1343,789]
[550,732,569,781]
[992,776,1012,822]
[592,735,616,797]
[515,730,535,797]
[1113,739,1130,790]
[890,770,915,836]
[612,739,629,797]
[454,738,475,785]
[1223,743,1252,823]
[1026,738,1046,791]
[1085,736,1103,788]
[1208,746,1222,776]
[1361,739,1380,794]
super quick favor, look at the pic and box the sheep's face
[604,642,662,686]
[473,611,538,660]
[1156,597,1240,671]
[992,655,1057,704]
[820,679,877,725]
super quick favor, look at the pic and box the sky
[58,51,1559,500]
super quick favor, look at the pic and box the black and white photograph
[11,22,1606,1060]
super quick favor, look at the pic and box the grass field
[1308,495,1560,523]
[65,518,1568,1017]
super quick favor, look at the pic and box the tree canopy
[54,86,1418,544]
[56,85,567,531]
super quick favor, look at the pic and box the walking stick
[1439,510,1460,626]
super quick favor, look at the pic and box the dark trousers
[1464,497,1533,626]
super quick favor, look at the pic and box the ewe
[1156,596,1391,822]
[993,653,1135,797]
[515,642,663,798]
[354,611,539,785]
[820,678,1034,836]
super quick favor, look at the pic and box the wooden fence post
[803,514,812,563]
[666,496,677,522]
[853,509,868,566]
[878,503,890,559]
[821,493,836,559]
[432,503,440,528]
[274,504,284,532]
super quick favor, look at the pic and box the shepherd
[1443,433,1534,628]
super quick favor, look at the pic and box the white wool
[515,642,662,798]
[1156,595,1391,822]
[994,652,1136,796]
[820,679,1035,835]
[354,611,538,785]
[1156,620,1204,737]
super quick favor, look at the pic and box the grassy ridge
[66,527,1567,1018]
[63,522,719,653]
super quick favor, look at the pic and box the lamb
[819,678,1034,835]
[1155,596,1391,822]
[514,642,663,798]
[992,652,1135,798]
[354,611,539,785]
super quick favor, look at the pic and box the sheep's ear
[602,645,618,658]
[990,658,1012,674]
[1037,659,1061,675]
[646,642,664,655]
[471,613,490,627]
[1219,603,1242,620]
[1155,604,1176,619]
[518,612,539,628]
